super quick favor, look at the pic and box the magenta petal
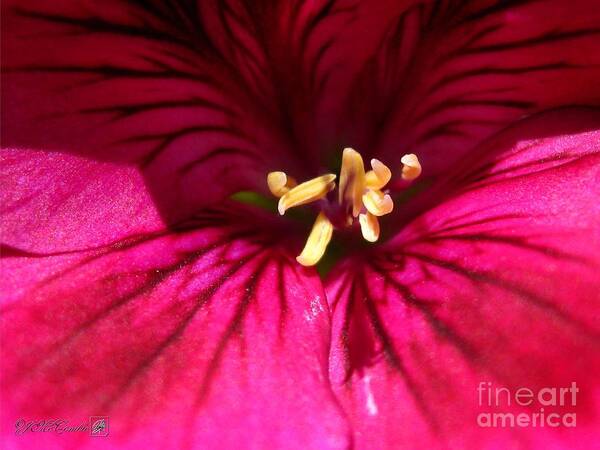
[2,0,352,222]
[1,225,350,449]
[337,0,600,176]
[327,109,600,448]
[1,149,164,254]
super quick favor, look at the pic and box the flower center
[267,148,421,266]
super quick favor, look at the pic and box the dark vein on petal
[194,256,271,406]
[425,62,577,100]
[356,272,441,435]
[9,64,212,84]
[404,251,600,341]
[76,98,236,123]
[112,125,253,168]
[13,7,199,52]
[464,27,600,54]
[276,257,290,343]
[6,237,241,384]
[99,250,264,413]
[419,232,591,265]
[369,263,486,368]
[176,147,261,175]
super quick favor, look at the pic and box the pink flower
[2,1,600,449]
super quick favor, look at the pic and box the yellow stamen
[278,173,336,215]
[365,159,391,190]
[338,148,366,218]
[362,189,394,216]
[401,153,422,180]
[267,171,297,197]
[296,212,334,266]
[266,149,422,266]
[359,212,380,242]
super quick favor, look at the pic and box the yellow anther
[267,171,297,197]
[338,148,366,218]
[278,173,336,215]
[359,212,380,242]
[401,153,422,180]
[365,159,391,190]
[296,212,334,266]
[362,189,394,216]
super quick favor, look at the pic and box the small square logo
[89,416,109,437]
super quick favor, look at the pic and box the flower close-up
[2,1,600,449]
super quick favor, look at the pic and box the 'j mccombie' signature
[15,418,88,435]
